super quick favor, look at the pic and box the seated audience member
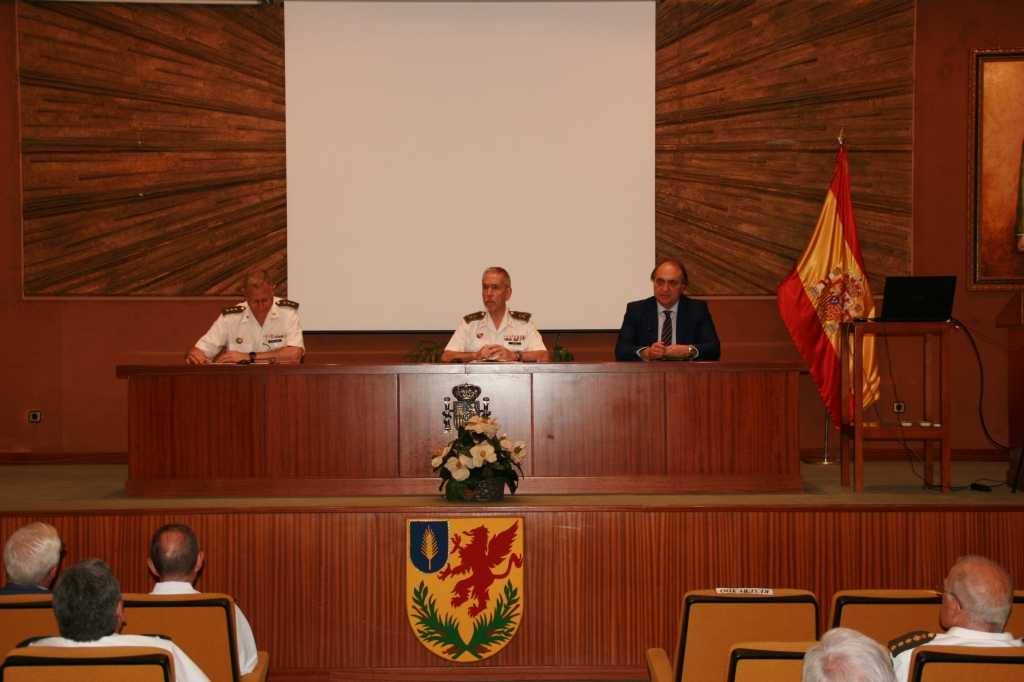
[148,523,258,676]
[615,260,721,361]
[1,522,62,595]
[30,558,210,682]
[890,555,1022,682]
[186,268,303,365]
[803,627,896,682]
[440,267,549,363]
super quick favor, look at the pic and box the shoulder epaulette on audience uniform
[464,311,485,323]
[888,631,936,657]
[222,306,245,316]
[510,310,532,322]
[276,299,299,309]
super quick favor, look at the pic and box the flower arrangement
[432,416,527,501]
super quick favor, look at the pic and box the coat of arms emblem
[406,518,524,661]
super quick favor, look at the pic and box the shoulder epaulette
[222,305,245,315]
[276,299,299,310]
[463,311,485,323]
[510,310,532,322]
[888,631,936,656]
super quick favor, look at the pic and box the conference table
[116,361,806,497]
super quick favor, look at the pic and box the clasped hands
[185,348,259,364]
[475,344,518,362]
[641,341,692,361]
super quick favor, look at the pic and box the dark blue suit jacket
[0,582,51,596]
[615,295,721,361]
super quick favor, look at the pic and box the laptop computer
[876,276,956,322]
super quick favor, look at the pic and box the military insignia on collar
[407,518,524,662]
[236,337,244,344]
[476,332,484,338]
[509,310,531,322]
[276,299,299,309]
[464,311,485,323]
[222,305,245,315]
[888,631,936,656]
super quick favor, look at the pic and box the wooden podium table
[116,361,806,497]
[840,322,951,492]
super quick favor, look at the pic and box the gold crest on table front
[406,517,524,662]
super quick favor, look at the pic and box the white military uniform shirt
[445,309,545,354]
[891,627,1024,682]
[151,581,258,676]
[31,633,211,682]
[194,297,304,360]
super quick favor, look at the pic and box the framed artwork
[968,48,1024,290]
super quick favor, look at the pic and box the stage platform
[1,461,1021,682]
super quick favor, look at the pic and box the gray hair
[803,628,896,682]
[482,267,511,288]
[950,555,1014,631]
[3,522,61,587]
[241,268,274,291]
[53,558,121,642]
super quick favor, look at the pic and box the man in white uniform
[440,267,549,362]
[30,558,210,682]
[186,268,303,364]
[1,522,62,595]
[147,523,259,676]
[890,555,1022,682]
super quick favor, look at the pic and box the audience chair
[1006,592,1024,639]
[0,646,173,682]
[726,641,814,682]
[908,645,1024,682]
[828,590,943,646]
[121,593,269,682]
[646,589,818,682]
[0,596,59,662]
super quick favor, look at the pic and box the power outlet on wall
[893,402,905,414]
[28,411,41,423]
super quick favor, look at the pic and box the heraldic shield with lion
[406,518,524,662]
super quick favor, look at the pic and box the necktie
[661,310,672,346]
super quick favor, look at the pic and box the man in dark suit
[615,260,721,361]
[0,522,62,595]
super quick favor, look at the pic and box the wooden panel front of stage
[117,362,805,497]
[3,505,1022,681]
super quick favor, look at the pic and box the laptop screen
[878,276,956,322]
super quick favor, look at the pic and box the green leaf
[464,580,522,654]
[446,480,467,501]
[410,581,473,658]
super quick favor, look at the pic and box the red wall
[0,0,1019,456]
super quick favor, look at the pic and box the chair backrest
[672,589,819,682]
[1007,592,1024,639]
[829,590,943,646]
[0,596,59,660]
[121,592,239,682]
[909,645,1024,682]
[0,645,173,682]
[727,641,814,682]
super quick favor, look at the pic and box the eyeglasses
[247,297,273,306]
[934,584,959,603]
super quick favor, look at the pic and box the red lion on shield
[438,521,523,617]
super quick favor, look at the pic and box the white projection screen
[286,2,654,331]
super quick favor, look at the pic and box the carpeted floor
[0,460,1019,512]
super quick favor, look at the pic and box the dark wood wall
[2,505,1021,680]
[656,0,914,295]
[19,2,286,296]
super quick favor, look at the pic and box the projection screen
[286,2,654,331]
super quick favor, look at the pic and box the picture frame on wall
[968,48,1024,291]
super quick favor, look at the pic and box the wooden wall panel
[2,505,1023,680]
[18,2,286,295]
[655,0,914,294]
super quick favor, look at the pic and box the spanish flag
[777,145,880,429]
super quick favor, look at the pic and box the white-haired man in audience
[30,558,211,682]
[148,523,258,676]
[1,522,62,595]
[890,555,1022,682]
[803,627,896,682]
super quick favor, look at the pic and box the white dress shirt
[445,309,545,354]
[891,626,1023,682]
[194,297,304,360]
[151,581,258,675]
[31,633,211,682]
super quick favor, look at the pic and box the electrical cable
[950,317,1010,451]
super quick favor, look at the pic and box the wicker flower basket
[467,477,505,502]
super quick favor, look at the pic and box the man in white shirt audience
[31,558,210,682]
[890,555,1022,682]
[148,523,259,676]
[1,522,62,595]
[803,627,896,682]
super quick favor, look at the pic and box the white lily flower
[470,442,497,467]
[445,455,471,481]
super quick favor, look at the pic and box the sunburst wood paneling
[3,506,1023,679]
[18,1,285,296]
[656,0,914,294]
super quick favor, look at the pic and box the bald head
[149,524,202,582]
[943,555,1014,632]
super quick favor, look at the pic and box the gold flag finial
[838,126,846,145]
